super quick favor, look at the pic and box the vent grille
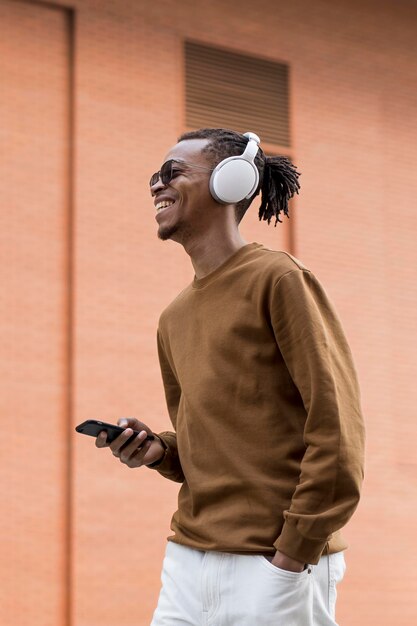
[185,41,290,147]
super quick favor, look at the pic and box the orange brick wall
[0,1,72,624]
[1,0,416,625]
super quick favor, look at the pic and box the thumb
[118,417,134,428]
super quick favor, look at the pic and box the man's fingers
[95,431,108,448]
[119,431,148,463]
[125,438,152,468]
[109,428,135,455]
[96,423,152,469]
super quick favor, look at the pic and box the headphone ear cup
[210,158,259,204]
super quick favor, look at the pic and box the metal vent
[185,41,290,147]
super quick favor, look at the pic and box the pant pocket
[244,556,313,625]
[257,555,311,581]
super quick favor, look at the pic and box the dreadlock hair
[177,128,301,226]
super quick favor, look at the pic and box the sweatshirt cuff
[146,431,183,481]
[146,434,168,468]
[273,522,328,565]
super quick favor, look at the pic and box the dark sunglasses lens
[149,160,175,187]
[160,160,173,185]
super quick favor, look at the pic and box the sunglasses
[149,159,213,188]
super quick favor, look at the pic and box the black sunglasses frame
[149,159,213,188]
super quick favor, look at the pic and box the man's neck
[185,234,249,280]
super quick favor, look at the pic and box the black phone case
[75,419,154,446]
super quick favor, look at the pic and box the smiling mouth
[155,200,175,212]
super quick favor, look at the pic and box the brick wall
[1,0,416,624]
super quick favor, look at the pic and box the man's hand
[271,550,305,573]
[95,417,165,468]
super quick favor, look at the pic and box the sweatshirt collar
[192,242,262,289]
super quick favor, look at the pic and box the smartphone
[75,419,154,447]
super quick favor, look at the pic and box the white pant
[151,541,346,626]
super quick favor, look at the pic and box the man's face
[150,138,217,243]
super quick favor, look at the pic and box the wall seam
[65,7,76,626]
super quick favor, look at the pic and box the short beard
[157,222,180,241]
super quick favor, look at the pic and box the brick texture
[1,0,416,624]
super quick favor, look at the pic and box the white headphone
[209,132,261,204]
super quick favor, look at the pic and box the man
[96,128,365,625]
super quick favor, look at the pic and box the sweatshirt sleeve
[270,269,365,564]
[147,329,184,483]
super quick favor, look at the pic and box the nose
[150,176,167,196]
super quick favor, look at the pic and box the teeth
[156,200,174,211]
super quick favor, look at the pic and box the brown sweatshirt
[151,242,365,565]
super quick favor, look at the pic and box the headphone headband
[242,132,261,161]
